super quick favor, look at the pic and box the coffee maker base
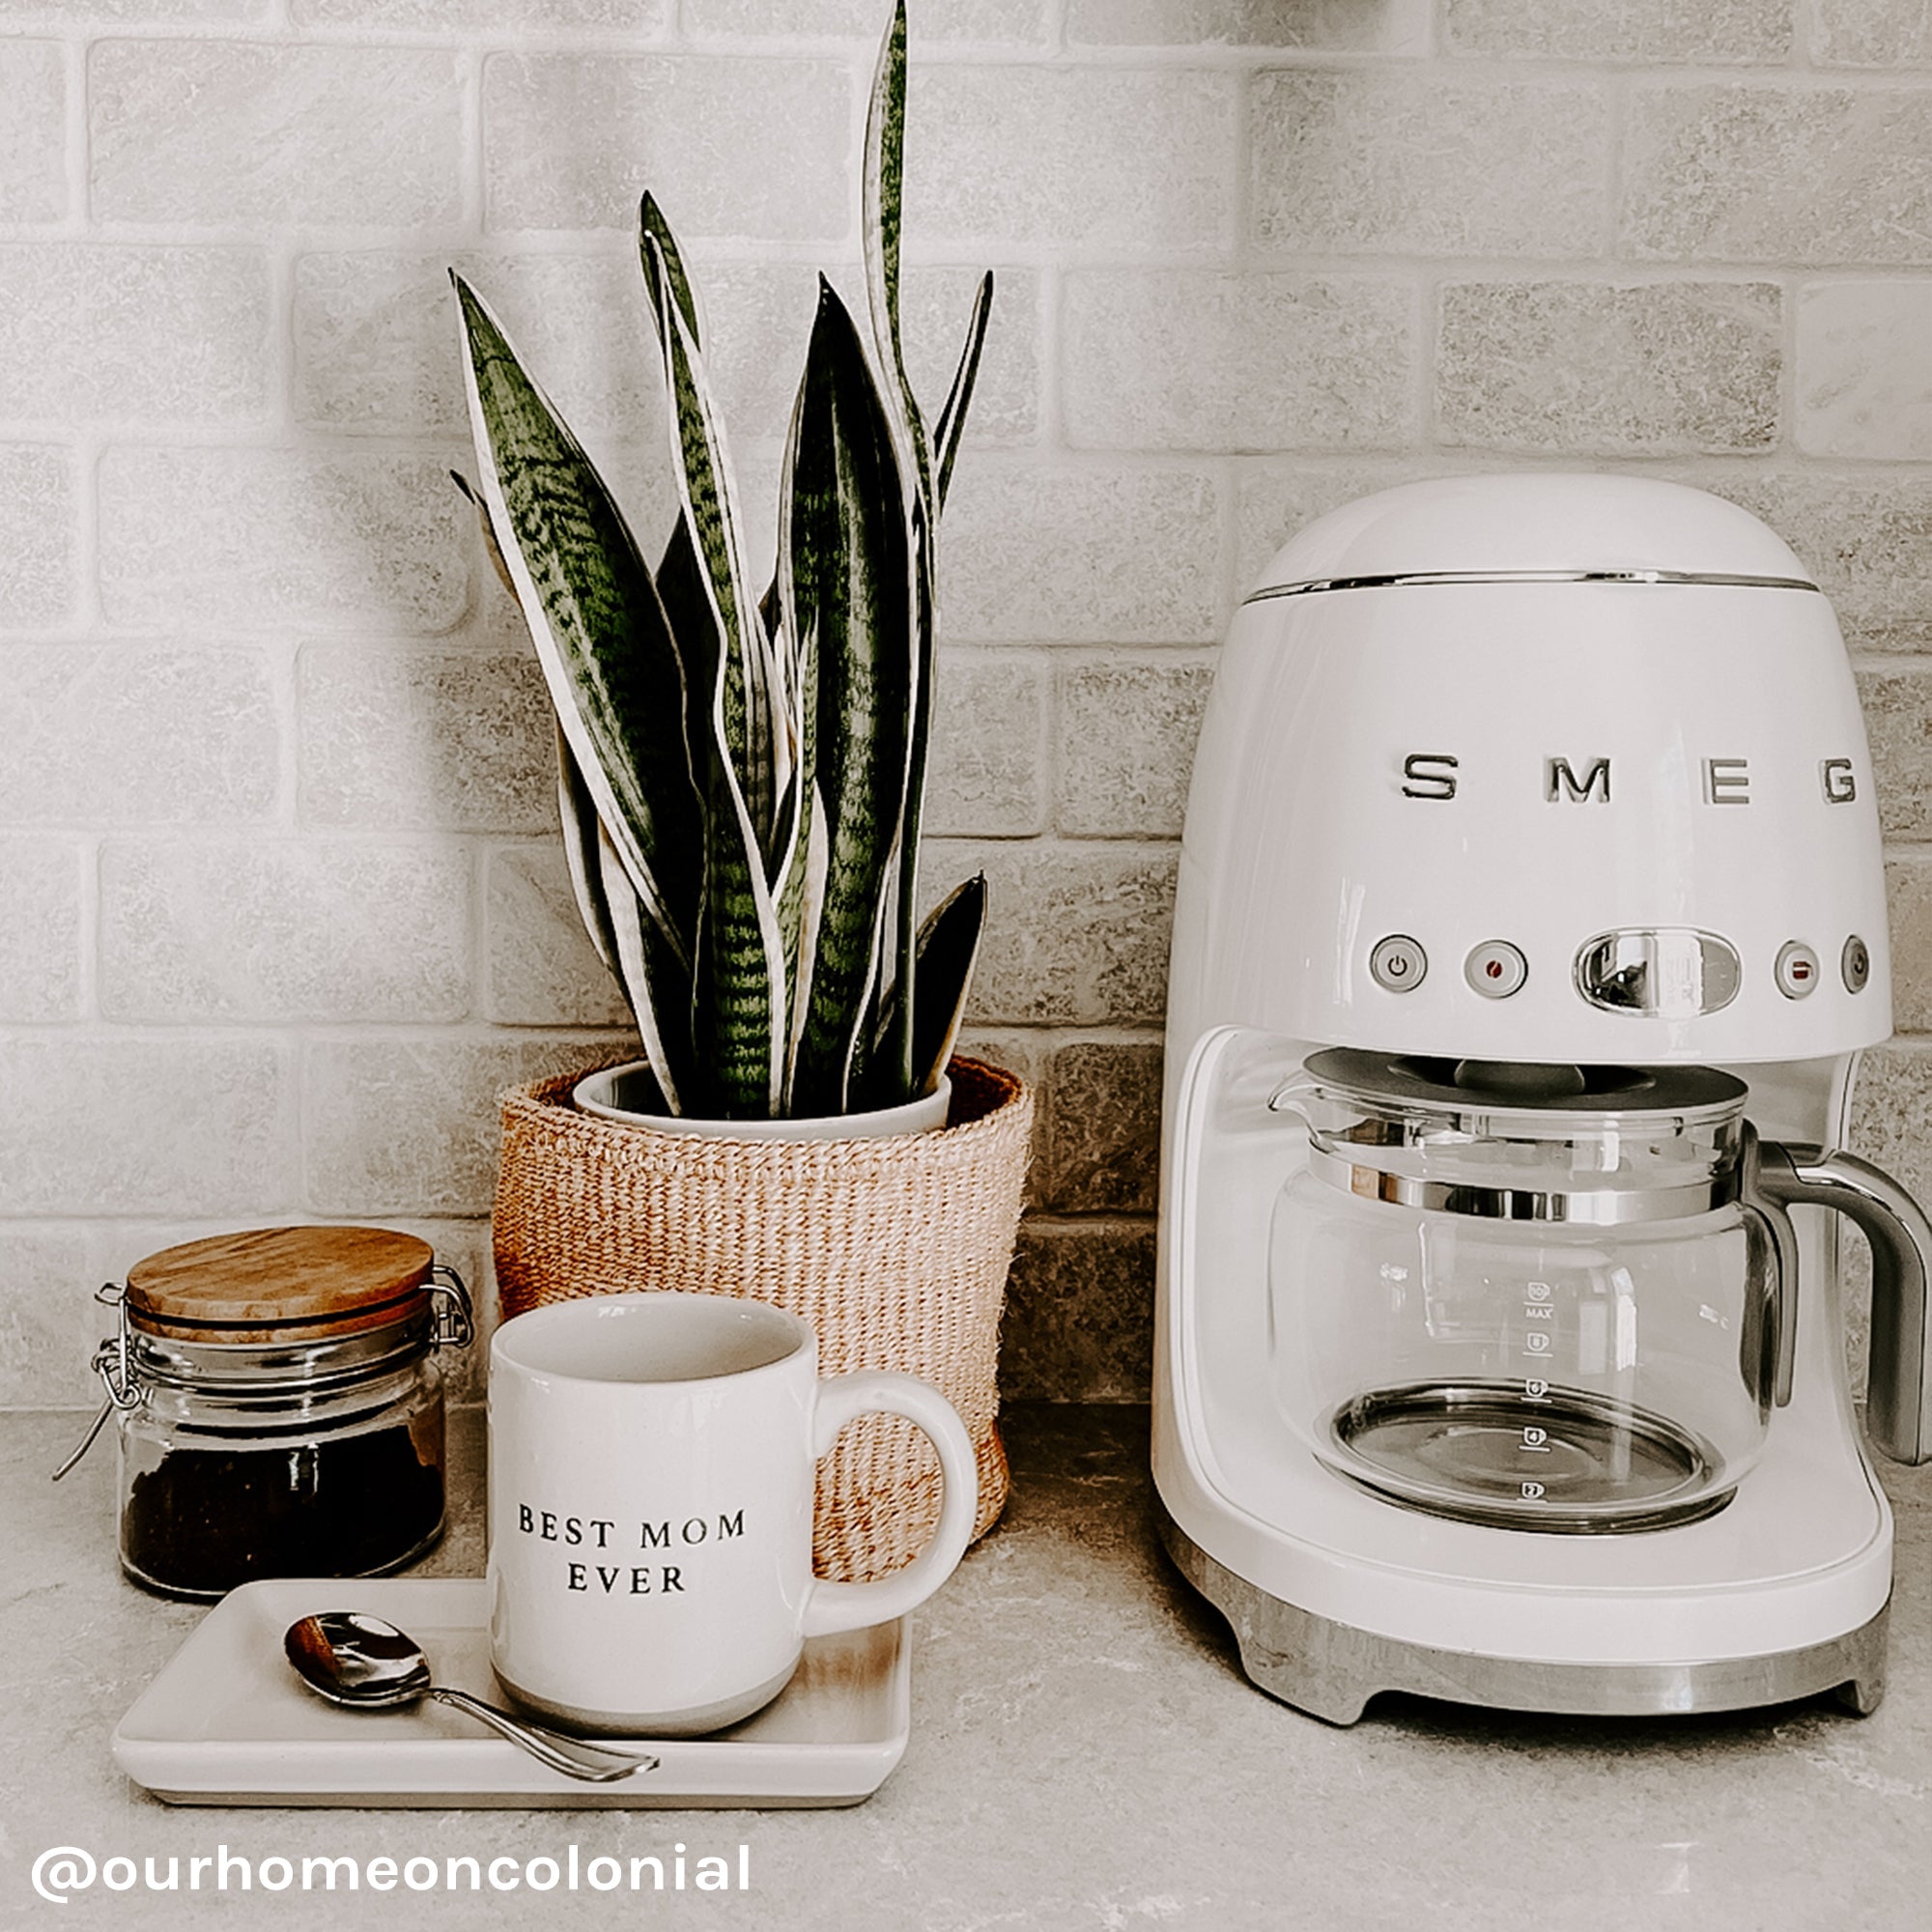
[1156,1506,1889,1726]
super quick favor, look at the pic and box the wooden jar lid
[125,1226,436,1343]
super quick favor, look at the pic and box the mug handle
[800,1371,979,1637]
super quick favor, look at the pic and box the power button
[1843,936,1871,993]
[1370,935,1427,993]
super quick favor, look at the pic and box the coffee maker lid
[1298,1049,1747,1136]
[1249,474,1817,597]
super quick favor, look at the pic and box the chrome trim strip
[1306,1144,1738,1225]
[1243,567,1819,606]
[1156,1506,1889,1724]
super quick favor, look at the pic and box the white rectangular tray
[113,1577,908,1808]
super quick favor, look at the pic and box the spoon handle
[425,1688,657,1783]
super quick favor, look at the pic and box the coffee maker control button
[1575,928,1741,1016]
[1464,940,1528,1000]
[1776,941,1822,1000]
[1370,935,1428,993]
[1843,936,1871,993]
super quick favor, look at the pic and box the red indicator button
[1464,941,1528,1000]
[1776,941,1821,1001]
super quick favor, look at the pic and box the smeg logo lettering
[1399,753,1859,806]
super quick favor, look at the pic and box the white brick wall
[5,1,1932,1405]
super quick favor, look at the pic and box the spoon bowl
[285,1611,654,1783]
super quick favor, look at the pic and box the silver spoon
[285,1611,656,1784]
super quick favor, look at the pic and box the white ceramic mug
[487,1292,978,1736]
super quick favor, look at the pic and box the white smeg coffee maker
[1155,473,1932,1722]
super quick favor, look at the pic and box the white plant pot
[572,1062,952,1140]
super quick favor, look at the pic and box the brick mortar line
[71,428,471,455]
[269,36,1932,83]
[1603,67,1631,259]
[68,412,1919,451]
[458,42,486,238]
[465,832,492,1026]
[923,831,1179,853]
[1225,450,1932,476]
[1854,653,1932,673]
[18,231,1932,278]
[17,14,1932,78]
[971,1023,1166,1044]
[87,828,508,850]
[1787,0,1821,71]
[0,1021,630,1043]
[1408,274,1437,454]
[50,32,1932,85]
[0,1018,1164,1045]
[1776,267,1801,456]
[59,35,85,236]
[1021,1212,1157,1233]
[0,1211,486,1232]
[18,232,1890,278]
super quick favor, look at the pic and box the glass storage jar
[70,1226,470,1600]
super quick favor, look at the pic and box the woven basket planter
[493,1055,1033,1583]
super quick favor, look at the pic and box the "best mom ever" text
[513,1503,748,1596]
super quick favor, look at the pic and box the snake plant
[454,2,987,1120]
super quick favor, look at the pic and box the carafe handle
[1748,1137,1932,1465]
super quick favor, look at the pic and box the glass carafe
[1268,1051,1932,1533]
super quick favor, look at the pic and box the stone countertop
[4,1404,1931,1931]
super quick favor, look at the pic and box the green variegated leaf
[452,276,701,978]
[781,281,913,1117]
[639,192,704,350]
[773,466,819,1074]
[656,516,723,824]
[635,211,792,1114]
[862,871,985,1106]
[862,0,932,514]
[692,736,786,1118]
[932,270,992,509]
[860,6,951,1107]
[879,501,936,1105]
[450,469,517,599]
[909,871,983,1094]
[598,823,695,1111]
[781,791,830,1105]
[553,723,616,980]
[639,220,788,866]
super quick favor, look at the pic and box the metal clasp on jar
[429,1264,473,1350]
[51,1284,144,1482]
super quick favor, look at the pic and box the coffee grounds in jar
[121,1421,444,1599]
